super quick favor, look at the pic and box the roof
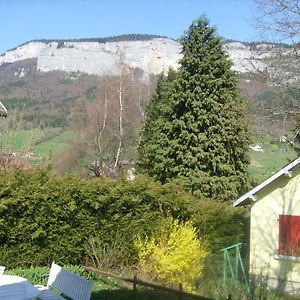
[0,101,7,117]
[233,156,300,207]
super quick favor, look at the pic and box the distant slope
[0,35,298,135]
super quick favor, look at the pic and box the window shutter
[279,215,300,256]
[290,216,300,256]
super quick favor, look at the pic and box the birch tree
[66,67,151,177]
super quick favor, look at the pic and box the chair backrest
[48,262,93,300]
[47,262,62,287]
[0,266,5,275]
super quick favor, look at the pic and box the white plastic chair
[36,262,93,300]
[0,266,5,275]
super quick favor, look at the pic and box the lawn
[91,284,191,300]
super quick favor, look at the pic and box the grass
[0,129,73,159]
[9,129,41,150]
[249,135,298,183]
[6,258,300,300]
[91,284,193,300]
[0,129,41,152]
[1,129,299,184]
[33,130,74,158]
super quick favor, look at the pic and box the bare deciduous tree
[64,63,155,177]
[255,0,300,42]
[251,0,300,140]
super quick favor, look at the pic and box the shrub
[0,168,247,268]
[5,266,49,285]
[5,264,94,285]
[85,231,131,272]
[0,169,193,267]
[191,199,249,253]
[271,144,279,152]
[134,217,208,292]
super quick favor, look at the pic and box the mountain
[0,35,298,134]
[0,36,180,77]
[0,36,292,76]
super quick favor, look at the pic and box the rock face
[0,37,290,76]
[0,38,182,76]
[224,42,270,73]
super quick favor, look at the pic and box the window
[279,215,300,257]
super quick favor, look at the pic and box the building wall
[250,168,300,286]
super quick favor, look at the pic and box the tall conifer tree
[138,17,251,201]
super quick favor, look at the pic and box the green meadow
[33,130,74,157]
[1,129,298,181]
[248,135,298,183]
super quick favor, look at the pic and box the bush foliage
[0,168,247,268]
[5,264,93,285]
[134,217,208,292]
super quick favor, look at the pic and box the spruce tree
[138,17,251,201]
[138,70,177,180]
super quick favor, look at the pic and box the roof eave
[232,157,300,207]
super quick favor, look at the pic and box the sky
[0,0,258,54]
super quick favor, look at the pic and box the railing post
[133,274,137,291]
[235,245,239,282]
[223,250,226,288]
[178,282,183,300]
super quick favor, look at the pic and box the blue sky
[0,0,257,54]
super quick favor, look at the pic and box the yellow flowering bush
[134,217,208,292]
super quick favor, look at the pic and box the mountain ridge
[1,34,172,55]
[0,37,181,76]
[0,35,297,135]
[0,35,294,77]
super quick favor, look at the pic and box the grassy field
[33,130,74,158]
[1,129,299,181]
[248,135,298,183]
[9,129,41,150]
[0,129,73,161]
[32,132,300,182]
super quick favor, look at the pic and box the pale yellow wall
[250,168,300,283]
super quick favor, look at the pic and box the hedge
[0,168,248,267]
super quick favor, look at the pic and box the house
[233,157,300,292]
[0,101,7,117]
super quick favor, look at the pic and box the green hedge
[0,168,248,267]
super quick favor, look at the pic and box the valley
[0,35,299,179]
